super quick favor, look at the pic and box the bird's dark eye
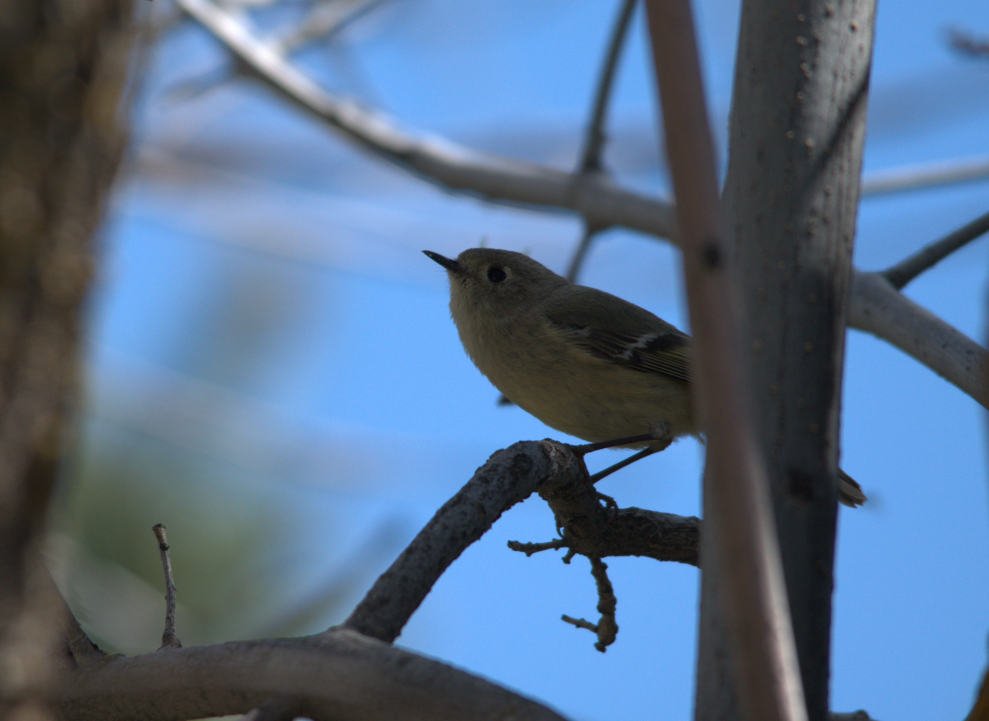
[487,267,507,283]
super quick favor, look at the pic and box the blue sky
[66,1,989,719]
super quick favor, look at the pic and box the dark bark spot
[701,241,722,269]
[786,467,815,503]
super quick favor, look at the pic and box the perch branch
[533,451,701,565]
[339,440,582,642]
[341,437,700,649]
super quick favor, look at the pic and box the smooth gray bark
[697,0,877,719]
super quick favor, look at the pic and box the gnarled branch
[341,439,700,643]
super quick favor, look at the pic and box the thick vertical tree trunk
[695,0,876,719]
[0,2,133,716]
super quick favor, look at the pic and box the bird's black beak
[423,250,463,274]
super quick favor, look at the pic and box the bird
[424,247,866,507]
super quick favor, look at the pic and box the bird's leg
[577,422,673,484]
[571,433,656,454]
[589,447,658,484]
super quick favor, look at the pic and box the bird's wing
[544,287,694,383]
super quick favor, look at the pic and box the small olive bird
[424,248,865,507]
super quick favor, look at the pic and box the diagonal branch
[578,0,637,174]
[341,439,701,644]
[882,208,989,290]
[849,269,989,408]
[338,440,571,642]
[565,0,638,283]
[645,0,809,718]
[152,524,182,650]
[175,0,678,241]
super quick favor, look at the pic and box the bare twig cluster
[52,439,701,719]
[507,436,700,652]
[340,439,699,645]
[169,0,989,411]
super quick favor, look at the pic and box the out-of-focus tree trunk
[0,1,134,716]
[695,0,876,719]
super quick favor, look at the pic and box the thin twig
[152,524,182,650]
[588,556,618,651]
[564,0,637,283]
[578,0,637,174]
[506,539,568,556]
[561,615,597,632]
[564,222,599,283]
[560,557,618,652]
[948,27,989,58]
[883,208,989,290]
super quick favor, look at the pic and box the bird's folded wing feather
[543,287,694,383]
